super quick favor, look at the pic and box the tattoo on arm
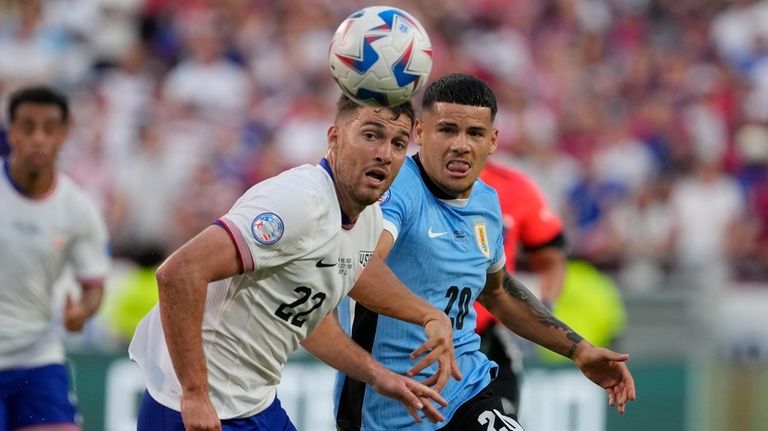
[502,272,584,358]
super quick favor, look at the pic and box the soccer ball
[329,6,432,107]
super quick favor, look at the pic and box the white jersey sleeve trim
[382,219,399,243]
[217,217,254,272]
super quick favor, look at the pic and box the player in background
[0,86,111,431]
[332,74,635,430]
[129,95,459,431]
[475,161,567,417]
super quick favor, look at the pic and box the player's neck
[335,191,362,229]
[319,157,360,228]
[5,157,56,197]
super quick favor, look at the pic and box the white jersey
[129,162,383,419]
[0,160,110,370]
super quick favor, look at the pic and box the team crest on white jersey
[251,212,284,245]
[474,220,490,259]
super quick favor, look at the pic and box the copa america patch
[378,189,391,204]
[251,212,284,245]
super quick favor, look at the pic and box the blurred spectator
[734,124,768,279]
[610,173,677,292]
[670,155,747,288]
[161,10,252,123]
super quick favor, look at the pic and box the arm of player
[63,279,104,332]
[302,311,447,424]
[348,231,461,390]
[526,245,567,306]
[155,225,242,431]
[478,270,637,414]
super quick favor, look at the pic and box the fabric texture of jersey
[0,159,110,370]
[334,156,506,430]
[130,163,382,419]
[475,161,564,333]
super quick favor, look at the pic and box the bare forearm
[529,248,567,305]
[481,272,584,359]
[79,283,104,317]
[302,313,384,384]
[349,255,445,327]
[157,263,209,393]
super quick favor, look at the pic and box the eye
[392,139,407,150]
[363,131,377,141]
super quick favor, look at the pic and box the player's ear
[414,120,424,147]
[488,127,499,155]
[327,124,340,151]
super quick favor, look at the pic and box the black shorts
[437,386,525,431]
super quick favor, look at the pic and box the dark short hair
[422,73,497,121]
[8,86,70,123]
[335,94,416,127]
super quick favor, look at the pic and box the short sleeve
[217,179,325,273]
[71,195,110,281]
[488,192,507,274]
[380,169,420,243]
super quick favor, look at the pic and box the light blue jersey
[334,155,506,430]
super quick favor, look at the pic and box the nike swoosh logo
[428,227,448,238]
[315,258,338,268]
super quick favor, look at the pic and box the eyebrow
[436,120,488,133]
[362,121,411,137]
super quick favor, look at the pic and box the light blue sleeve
[380,167,419,242]
[488,189,507,274]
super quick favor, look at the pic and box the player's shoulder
[232,164,337,234]
[242,164,332,206]
[382,156,424,203]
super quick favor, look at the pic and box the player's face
[8,103,68,172]
[416,102,498,198]
[328,106,411,210]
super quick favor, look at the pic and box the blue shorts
[137,391,297,431]
[0,363,79,430]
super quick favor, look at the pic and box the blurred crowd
[1,0,767,293]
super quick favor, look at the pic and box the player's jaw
[355,163,393,203]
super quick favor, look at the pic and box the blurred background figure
[1,86,110,431]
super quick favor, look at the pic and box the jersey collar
[3,158,58,200]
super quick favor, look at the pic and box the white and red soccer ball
[329,6,433,107]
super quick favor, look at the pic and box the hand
[180,391,222,431]
[573,343,637,414]
[407,315,462,391]
[63,296,89,332]
[370,368,448,424]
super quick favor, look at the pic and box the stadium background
[1,0,768,429]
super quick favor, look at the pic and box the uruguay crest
[474,221,490,259]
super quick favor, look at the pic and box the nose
[375,140,393,163]
[449,132,471,154]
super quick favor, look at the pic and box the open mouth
[365,168,387,184]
